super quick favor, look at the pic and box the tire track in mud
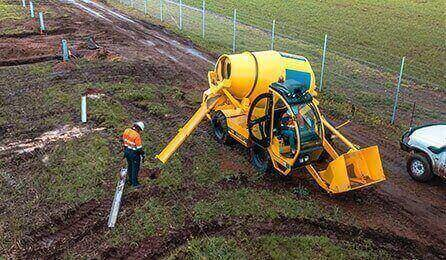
[67,0,214,81]
[0,55,62,67]
[102,215,445,259]
[20,186,162,258]
[0,28,76,39]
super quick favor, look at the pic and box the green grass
[108,0,445,131]
[115,0,445,86]
[248,235,390,259]
[40,134,113,204]
[167,237,247,259]
[0,0,26,22]
[108,198,185,246]
[168,235,391,259]
[187,0,445,85]
[194,188,343,222]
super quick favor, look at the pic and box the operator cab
[247,79,324,174]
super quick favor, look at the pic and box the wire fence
[111,0,444,129]
[2,0,444,130]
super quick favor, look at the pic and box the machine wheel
[407,153,433,182]
[211,111,232,144]
[250,145,273,173]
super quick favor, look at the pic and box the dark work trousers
[124,148,141,187]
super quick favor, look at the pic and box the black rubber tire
[211,111,232,145]
[250,145,273,174]
[407,153,434,182]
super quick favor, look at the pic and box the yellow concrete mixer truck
[156,51,386,194]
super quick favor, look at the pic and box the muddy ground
[0,0,445,258]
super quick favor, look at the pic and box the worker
[122,121,146,189]
[281,111,297,154]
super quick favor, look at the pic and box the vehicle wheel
[250,145,273,174]
[211,111,232,144]
[407,153,433,182]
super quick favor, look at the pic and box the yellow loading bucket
[318,146,386,193]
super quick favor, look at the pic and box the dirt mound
[83,48,121,62]
[52,61,76,73]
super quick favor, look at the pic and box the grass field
[111,0,445,138]
[0,59,386,258]
[185,0,445,86]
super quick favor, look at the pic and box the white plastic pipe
[81,96,87,123]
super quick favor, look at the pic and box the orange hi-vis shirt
[123,128,142,150]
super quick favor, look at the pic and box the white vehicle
[401,123,446,182]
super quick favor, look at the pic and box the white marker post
[144,0,147,14]
[108,168,127,228]
[29,1,35,18]
[21,0,26,8]
[38,12,45,33]
[81,96,87,123]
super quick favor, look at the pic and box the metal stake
[179,0,183,30]
[319,34,328,92]
[271,19,276,50]
[108,169,127,228]
[232,9,237,53]
[202,0,205,38]
[29,1,34,18]
[38,12,45,32]
[391,57,406,124]
[409,102,416,127]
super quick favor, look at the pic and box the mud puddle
[0,125,105,154]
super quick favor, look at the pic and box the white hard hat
[134,121,145,131]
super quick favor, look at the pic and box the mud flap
[318,146,386,193]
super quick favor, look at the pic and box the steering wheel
[247,93,273,147]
